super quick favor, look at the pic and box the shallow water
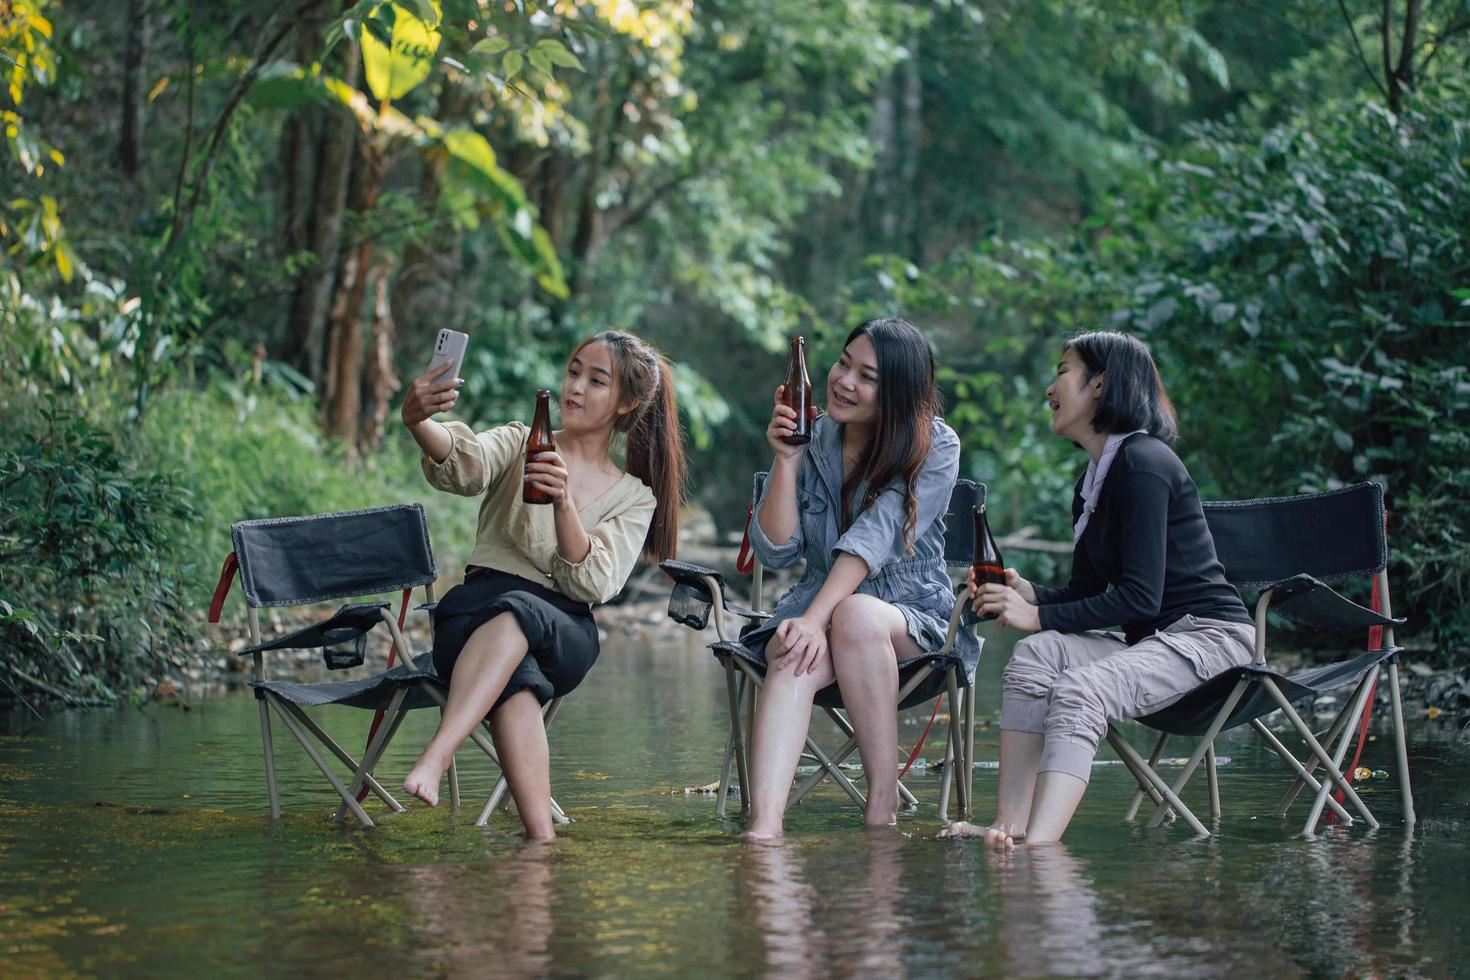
[3,626,1468,977]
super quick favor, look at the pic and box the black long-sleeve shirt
[1035,434,1250,644]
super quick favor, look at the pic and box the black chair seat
[1137,646,1401,737]
[251,652,441,710]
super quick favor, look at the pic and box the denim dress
[743,414,982,682]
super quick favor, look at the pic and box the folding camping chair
[1104,481,1414,837]
[660,476,984,823]
[208,503,572,828]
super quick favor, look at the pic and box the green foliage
[0,398,198,704]
[0,362,481,705]
[887,80,1470,657]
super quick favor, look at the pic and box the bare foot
[937,821,1021,850]
[740,828,782,844]
[402,758,445,807]
[864,803,898,830]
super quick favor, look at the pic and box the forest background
[3,0,1467,707]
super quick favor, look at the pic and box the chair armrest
[237,602,388,655]
[1257,575,1402,631]
[414,601,439,613]
[660,559,726,588]
[725,600,770,621]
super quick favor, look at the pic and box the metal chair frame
[663,478,983,824]
[218,505,571,829]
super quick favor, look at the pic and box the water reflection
[398,844,556,975]
[740,834,909,977]
[991,844,1105,977]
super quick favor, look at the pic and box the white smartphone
[427,329,468,382]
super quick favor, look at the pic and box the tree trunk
[389,80,471,348]
[275,8,329,268]
[118,0,149,176]
[288,47,360,382]
[898,30,923,262]
[868,68,898,248]
[276,109,318,259]
[1383,0,1423,111]
[320,145,386,450]
[539,148,567,250]
[360,254,399,449]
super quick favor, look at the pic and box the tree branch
[602,167,700,243]
[163,0,329,258]
[1337,0,1392,101]
[1398,0,1423,89]
[1417,11,1470,74]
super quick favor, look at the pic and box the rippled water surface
[3,627,1468,977]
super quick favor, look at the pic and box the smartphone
[427,329,468,382]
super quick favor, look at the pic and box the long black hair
[839,317,941,552]
[569,331,687,560]
[1064,331,1179,445]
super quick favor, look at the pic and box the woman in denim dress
[742,317,981,839]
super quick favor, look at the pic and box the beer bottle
[972,503,1006,620]
[782,335,813,445]
[523,388,557,505]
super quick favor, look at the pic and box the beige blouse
[422,420,657,604]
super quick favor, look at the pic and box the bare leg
[939,728,1044,848]
[743,652,836,840]
[1018,771,1088,844]
[488,690,556,840]
[828,595,920,829]
[404,613,529,805]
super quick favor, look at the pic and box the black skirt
[431,567,600,710]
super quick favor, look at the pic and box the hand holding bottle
[766,385,819,461]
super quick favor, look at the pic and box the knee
[471,611,528,649]
[1045,671,1108,731]
[1002,632,1068,697]
[829,595,890,653]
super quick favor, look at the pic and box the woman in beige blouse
[399,331,686,839]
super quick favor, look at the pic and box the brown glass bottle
[522,388,557,505]
[972,503,1006,620]
[782,335,813,445]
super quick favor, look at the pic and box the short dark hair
[1064,331,1179,445]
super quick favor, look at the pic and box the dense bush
[0,372,479,707]
[0,399,197,704]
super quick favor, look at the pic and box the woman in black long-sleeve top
[943,331,1253,847]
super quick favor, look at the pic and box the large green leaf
[361,2,442,102]
[441,129,526,210]
[248,61,326,109]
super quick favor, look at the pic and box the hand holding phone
[401,330,468,428]
[428,329,468,382]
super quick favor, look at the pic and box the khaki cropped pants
[1000,615,1256,782]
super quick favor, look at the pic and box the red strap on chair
[1329,574,1384,822]
[736,504,755,575]
[357,587,413,803]
[207,553,239,623]
[899,694,945,779]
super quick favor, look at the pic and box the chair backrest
[942,479,986,568]
[1202,482,1387,589]
[231,503,437,608]
[749,472,985,569]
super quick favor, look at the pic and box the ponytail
[625,356,686,560]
